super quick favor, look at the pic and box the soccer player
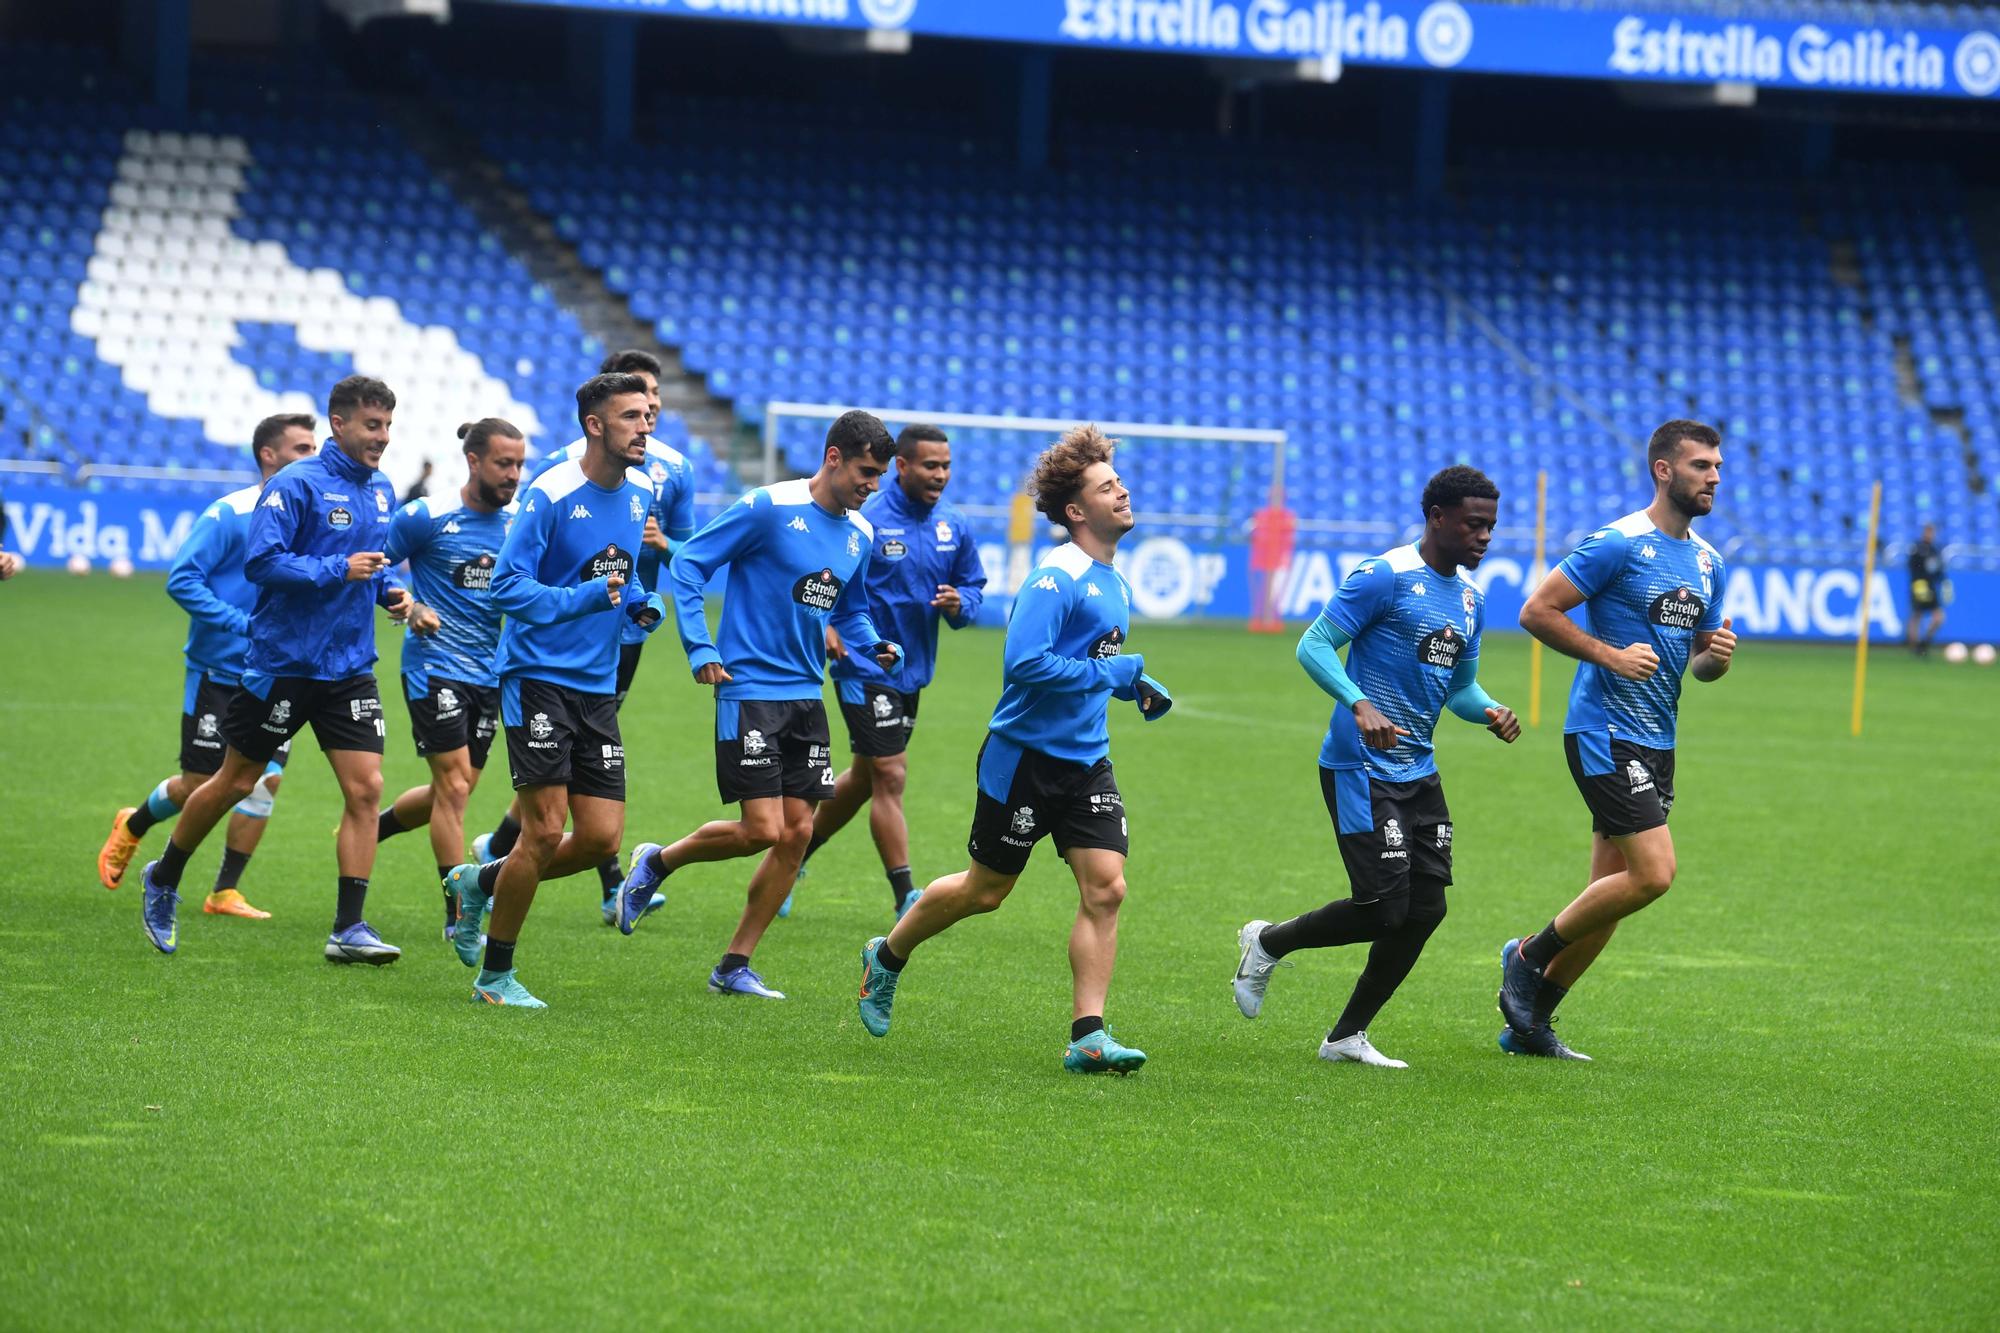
[1906,522,1947,655]
[1499,419,1737,1060]
[852,424,1171,1074]
[614,410,902,1000]
[1230,467,1519,1069]
[442,373,667,1008]
[797,422,987,919]
[136,376,415,962]
[97,413,319,915]
[470,350,694,918]
[374,418,524,940]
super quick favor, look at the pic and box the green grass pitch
[2,572,1997,1328]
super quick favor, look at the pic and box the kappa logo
[1032,576,1059,592]
[630,495,644,522]
[262,492,283,509]
[1411,580,1426,597]
[530,712,553,740]
[789,516,810,533]
[1641,544,1658,560]
[1383,818,1404,849]
[1627,759,1654,792]
[443,520,460,534]
[570,504,592,519]
[1011,806,1036,835]
[1085,582,1103,597]
[436,687,460,714]
[197,712,219,739]
[743,730,767,756]
[871,693,895,719]
[269,699,292,726]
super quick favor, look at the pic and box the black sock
[439,865,458,926]
[483,936,516,975]
[800,833,828,867]
[597,856,623,900]
[1071,1015,1105,1042]
[334,876,369,931]
[887,865,914,908]
[489,813,522,858]
[477,858,504,894]
[1520,920,1569,972]
[214,847,251,893]
[1260,899,1386,958]
[377,808,407,842]
[1330,911,1447,1041]
[875,939,906,972]
[126,802,164,839]
[718,952,750,975]
[1531,975,1570,1028]
[155,839,192,890]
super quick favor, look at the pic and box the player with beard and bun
[1499,419,1738,1060]
[137,377,416,963]
[97,413,319,915]
[614,410,902,1001]
[1230,466,1519,1069]
[470,350,694,920]
[853,424,1172,1074]
[442,376,668,1009]
[374,419,525,943]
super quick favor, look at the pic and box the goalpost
[763,402,1289,621]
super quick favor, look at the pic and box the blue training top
[531,437,697,647]
[668,478,886,703]
[986,542,1144,770]
[829,481,986,696]
[384,495,512,693]
[166,481,261,686]
[1557,509,1725,750]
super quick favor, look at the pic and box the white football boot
[1233,920,1287,1018]
[1318,1031,1409,1069]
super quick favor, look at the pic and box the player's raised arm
[490,490,610,626]
[1520,529,1658,681]
[1002,568,1142,694]
[244,474,348,588]
[667,489,764,678]
[166,501,251,637]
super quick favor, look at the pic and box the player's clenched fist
[345,551,388,580]
[605,571,624,608]
[1705,617,1737,665]
[1484,706,1521,743]
[1605,641,1659,681]
[694,662,733,686]
[1353,698,1410,751]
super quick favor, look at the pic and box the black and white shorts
[502,677,624,799]
[715,698,832,804]
[1319,765,1453,903]
[1565,731,1676,838]
[223,673,384,764]
[836,679,920,758]
[405,674,500,769]
[966,734,1128,877]
[181,671,290,774]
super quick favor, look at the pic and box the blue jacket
[829,482,985,695]
[241,443,402,691]
[165,481,261,685]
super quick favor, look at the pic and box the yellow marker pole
[1529,469,1547,728]
[1851,480,1883,737]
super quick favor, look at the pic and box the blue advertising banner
[485,0,2000,100]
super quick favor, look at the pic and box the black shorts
[1565,731,1676,837]
[715,698,832,803]
[405,675,500,769]
[502,677,624,799]
[837,681,920,758]
[1319,766,1453,903]
[181,672,291,774]
[615,640,645,700]
[967,734,1128,877]
[223,674,384,764]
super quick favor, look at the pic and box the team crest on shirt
[1647,586,1705,631]
[1697,550,1713,576]
[1417,623,1465,670]
[631,494,645,522]
[935,520,953,543]
[530,713,553,740]
[1461,587,1477,615]
[649,461,668,483]
[794,568,843,612]
[376,490,390,513]
[846,530,861,558]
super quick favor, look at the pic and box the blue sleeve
[166,504,250,638]
[1296,614,1365,709]
[491,496,610,625]
[1323,558,1395,638]
[946,517,987,629]
[1698,553,1725,632]
[1002,572,1143,694]
[664,465,696,544]
[383,500,430,566]
[244,475,347,589]
[1556,526,1629,600]
[669,492,764,674]
[829,544,887,651]
[1444,653,1502,723]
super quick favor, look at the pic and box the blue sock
[125,779,184,838]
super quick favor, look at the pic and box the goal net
[762,402,1288,622]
